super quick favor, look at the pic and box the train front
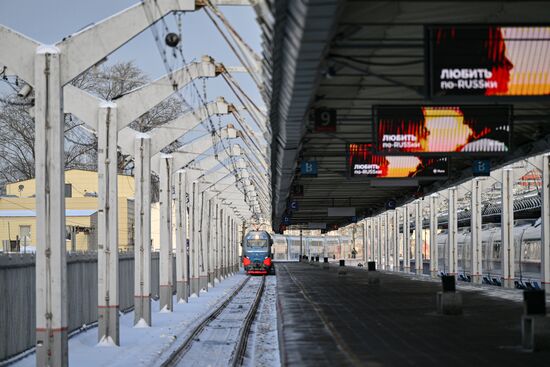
[242,231,272,275]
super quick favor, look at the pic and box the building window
[19,225,31,244]
[65,183,72,198]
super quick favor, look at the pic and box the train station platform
[275,262,550,367]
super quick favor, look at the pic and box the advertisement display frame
[372,104,513,157]
[425,24,550,101]
[346,143,450,180]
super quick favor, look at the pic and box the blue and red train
[242,230,273,275]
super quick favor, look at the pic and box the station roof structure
[260,0,550,230]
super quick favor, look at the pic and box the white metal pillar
[362,220,368,262]
[134,134,151,325]
[175,170,188,303]
[542,154,550,292]
[34,47,68,367]
[403,206,410,273]
[377,216,383,269]
[415,200,423,275]
[198,188,209,291]
[393,210,399,271]
[501,169,515,288]
[159,154,173,311]
[369,218,375,262]
[448,188,458,275]
[215,199,222,281]
[208,196,216,286]
[190,181,200,296]
[429,194,439,278]
[218,207,224,279]
[384,212,390,270]
[471,179,483,284]
[97,103,119,344]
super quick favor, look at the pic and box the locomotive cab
[242,231,273,275]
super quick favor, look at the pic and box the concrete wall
[0,252,171,362]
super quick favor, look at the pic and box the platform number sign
[289,200,299,211]
[301,160,318,177]
[472,160,491,177]
[313,108,337,133]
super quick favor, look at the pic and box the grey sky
[0,0,263,106]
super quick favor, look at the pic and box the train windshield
[246,239,269,248]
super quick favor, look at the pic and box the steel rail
[161,275,266,367]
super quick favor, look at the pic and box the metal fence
[0,251,172,362]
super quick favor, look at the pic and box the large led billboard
[348,144,448,178]
[373,105,512,154]
[427,25,550,97]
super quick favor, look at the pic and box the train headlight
[243,256,251,266]
[263,257,272,266]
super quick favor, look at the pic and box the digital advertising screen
[427,25,550,97]
[348,144,448,178]
[373,105,512,155]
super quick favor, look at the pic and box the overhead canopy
[260,0,550,230]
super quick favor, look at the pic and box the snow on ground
[13,273,247,367]
[243,275,281,367]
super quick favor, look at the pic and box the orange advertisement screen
[427,25,550,97]
[373,105,512,154]
[348,144,448,178]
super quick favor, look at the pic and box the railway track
[161,275,266,367]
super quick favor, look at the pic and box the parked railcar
[436,219,542,279]
[242,231,273,275]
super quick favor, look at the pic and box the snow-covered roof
[0,209,97,217]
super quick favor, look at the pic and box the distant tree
[0,61,183,192]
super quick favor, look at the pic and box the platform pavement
[275,262,550,367]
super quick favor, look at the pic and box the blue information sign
[283,216,291,225]
[289,201,299,211]
[472,160,491,176]
[301,160,318,177]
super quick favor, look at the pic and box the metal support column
[190,181,200,296]
[471,179,483,284]
[393,209,399,271]
[362,220,368,262]
[384,212,390,270]
[501,169,515,288]
[369,218,375,262]
[134,134,151,326]
[34,47,68,367]
[448,188,458,275]
[429,194,438,278]
[175,170,188,303]
[377,216,383,269]
[403,206,410,273]
[208,196,216,286]
[542,155,550,291]
[415,200,423,275]
[159,154,173,311]
[198,188,209,291]
[97,103,119,344]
